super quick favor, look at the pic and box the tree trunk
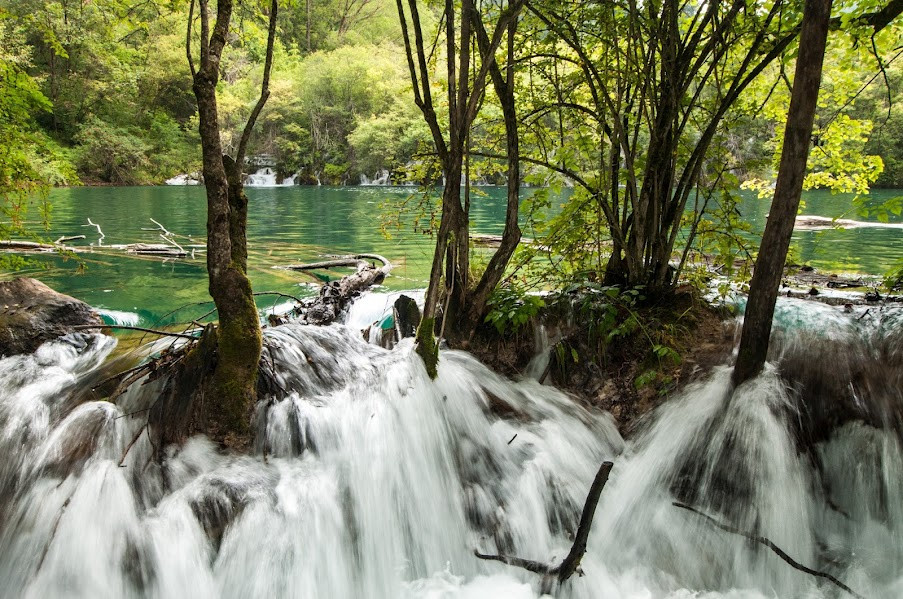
[194,72,262,440]
[732,0,832,387]
[455,17,522,344]
[184,0,276,442]
[400,0,525,376]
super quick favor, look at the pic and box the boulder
[0,278,102,357]
[393,295,421,339]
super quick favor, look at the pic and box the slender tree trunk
[306,0,312,52]
[185,0,276,441]
[398,0,524,376]
[732,0,832,386]
[456,17,522,343]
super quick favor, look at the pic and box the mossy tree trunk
[187,0,277,438]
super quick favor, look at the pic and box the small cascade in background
[164,174,200,185]
[0,294,901,598]
[360,169,391,186]
[245,168,298,188]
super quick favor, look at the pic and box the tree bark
[732,0,832,387]
[187,0,277,441]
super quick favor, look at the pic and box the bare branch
[673,502,865,599]
[475,461,614,591]
[234,0,279,170]
[71,324,198,340]
[187,0,196,77]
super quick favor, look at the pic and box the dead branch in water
[36,495,73,572]
[118,424,148,467]
[71,324,197,340]
[55,235,86,244]
[254,291,304,303]
[82,218,105,245]
[672,501,865,599]
[475,460,614,594]
[0,240,84,253]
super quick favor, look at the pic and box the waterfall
[0,295,901,598]
[361,169,391,186]
[245,168,298,188]
[164,174,200,186]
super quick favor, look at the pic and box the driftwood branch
[476,460,614,593]
[55,235,85,244]
[118,424,148,467]
[0,240,83,253]
[71,324,197,340]
[672,502,865,599]
[82,218,105,245]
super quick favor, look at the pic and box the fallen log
[475,460,614,594]
[278,253,392,272]
[0,240,83,253]
[278,254,394,326]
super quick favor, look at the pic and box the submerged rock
[0,278,102,357]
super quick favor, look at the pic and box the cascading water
[164,174,200,186]
[360,169,391,186]
[0,293,901,598]
[245,168,298,188]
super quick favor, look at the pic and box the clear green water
[9,185,516,323]
[737,188,903,275]
[4,185,902,323]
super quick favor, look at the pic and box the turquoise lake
[4,185,902,324]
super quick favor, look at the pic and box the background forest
[1,0,902,191]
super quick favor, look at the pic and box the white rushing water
[361,169,391,186]
[245,168,298,187]
[0,296,900,598]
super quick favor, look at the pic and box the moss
[209,307,262,439]
[415,317,439,379]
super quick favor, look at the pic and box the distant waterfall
[245,168,298,187]
[361,169,391,186]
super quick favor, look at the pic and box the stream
[0,291,900,598]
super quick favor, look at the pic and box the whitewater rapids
[0,294,900,598]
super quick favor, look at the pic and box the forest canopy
[0,0,900,191]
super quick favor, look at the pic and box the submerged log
[0,240,82,253]
[471,233,535,248]
[122,243,188,257]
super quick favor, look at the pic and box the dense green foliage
[0,10,76,267]
[0,0,428,185]
[0,0,900,196]
[1,0,901,292]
